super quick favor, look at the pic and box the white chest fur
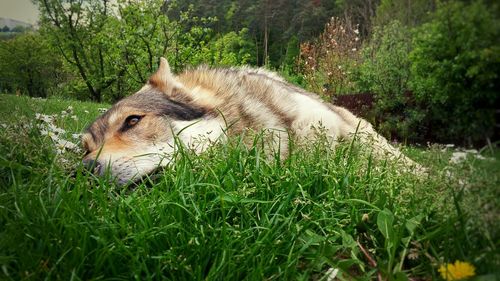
[171,118,226,153]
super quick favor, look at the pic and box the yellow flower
[439,260,476,280]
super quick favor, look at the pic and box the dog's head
[81,58,206,185]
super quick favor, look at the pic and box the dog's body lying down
[82,58,422,185]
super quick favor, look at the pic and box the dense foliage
[356,21,423,141]
[0,0,498,144]
[0,32,65,97]
[409,1,500,144]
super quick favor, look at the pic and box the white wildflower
[354,29,359,35]
[55,138,81,153]
[84,110,89,114]
[48,124,65,135]
[40,128,51,136]
[98,108,108,113]
[351,48,357,51]
[72,133,82,140]
[71,115,78,121]
[35,113,55,123]
[48,133,59,142]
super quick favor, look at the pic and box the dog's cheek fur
[85,115,176,184]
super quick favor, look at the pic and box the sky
[0,0,39,24]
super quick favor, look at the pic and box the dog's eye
[125,115,143,127]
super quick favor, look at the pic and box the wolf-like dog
[82,58,422,185]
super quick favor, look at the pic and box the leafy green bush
[409,1,500,144]
[0,32,66,97]
[356,21,425,142]
[208,28,256,66]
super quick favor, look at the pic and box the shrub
[208,28,256,66]
[409,1,500,144]
[299,17,361,99]
[0,32,66,97]
[356,21,425,142]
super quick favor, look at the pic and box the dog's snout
[83,159,102,174]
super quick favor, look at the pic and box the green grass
[0,93,498,280]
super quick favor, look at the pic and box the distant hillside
[0,18,33,30]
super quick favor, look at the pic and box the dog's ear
[149,57,176,93]
[148,57,196,104]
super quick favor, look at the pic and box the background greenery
[0,0,499,144]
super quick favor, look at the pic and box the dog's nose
[82,159,102,174]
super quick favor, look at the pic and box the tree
[0,32,64,97]
[163,0,338,67]
[356,21,423,141]
[336,0,378,39]
[36,0,121,102]
[1,26,9,32]
[11,26,27,33]
[209,28,256,66]
[373,0,436,28]
[409,1,500,144]
[112,0,179,99]
[36,0,176,102]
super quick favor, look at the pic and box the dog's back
[177,65,420,168]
